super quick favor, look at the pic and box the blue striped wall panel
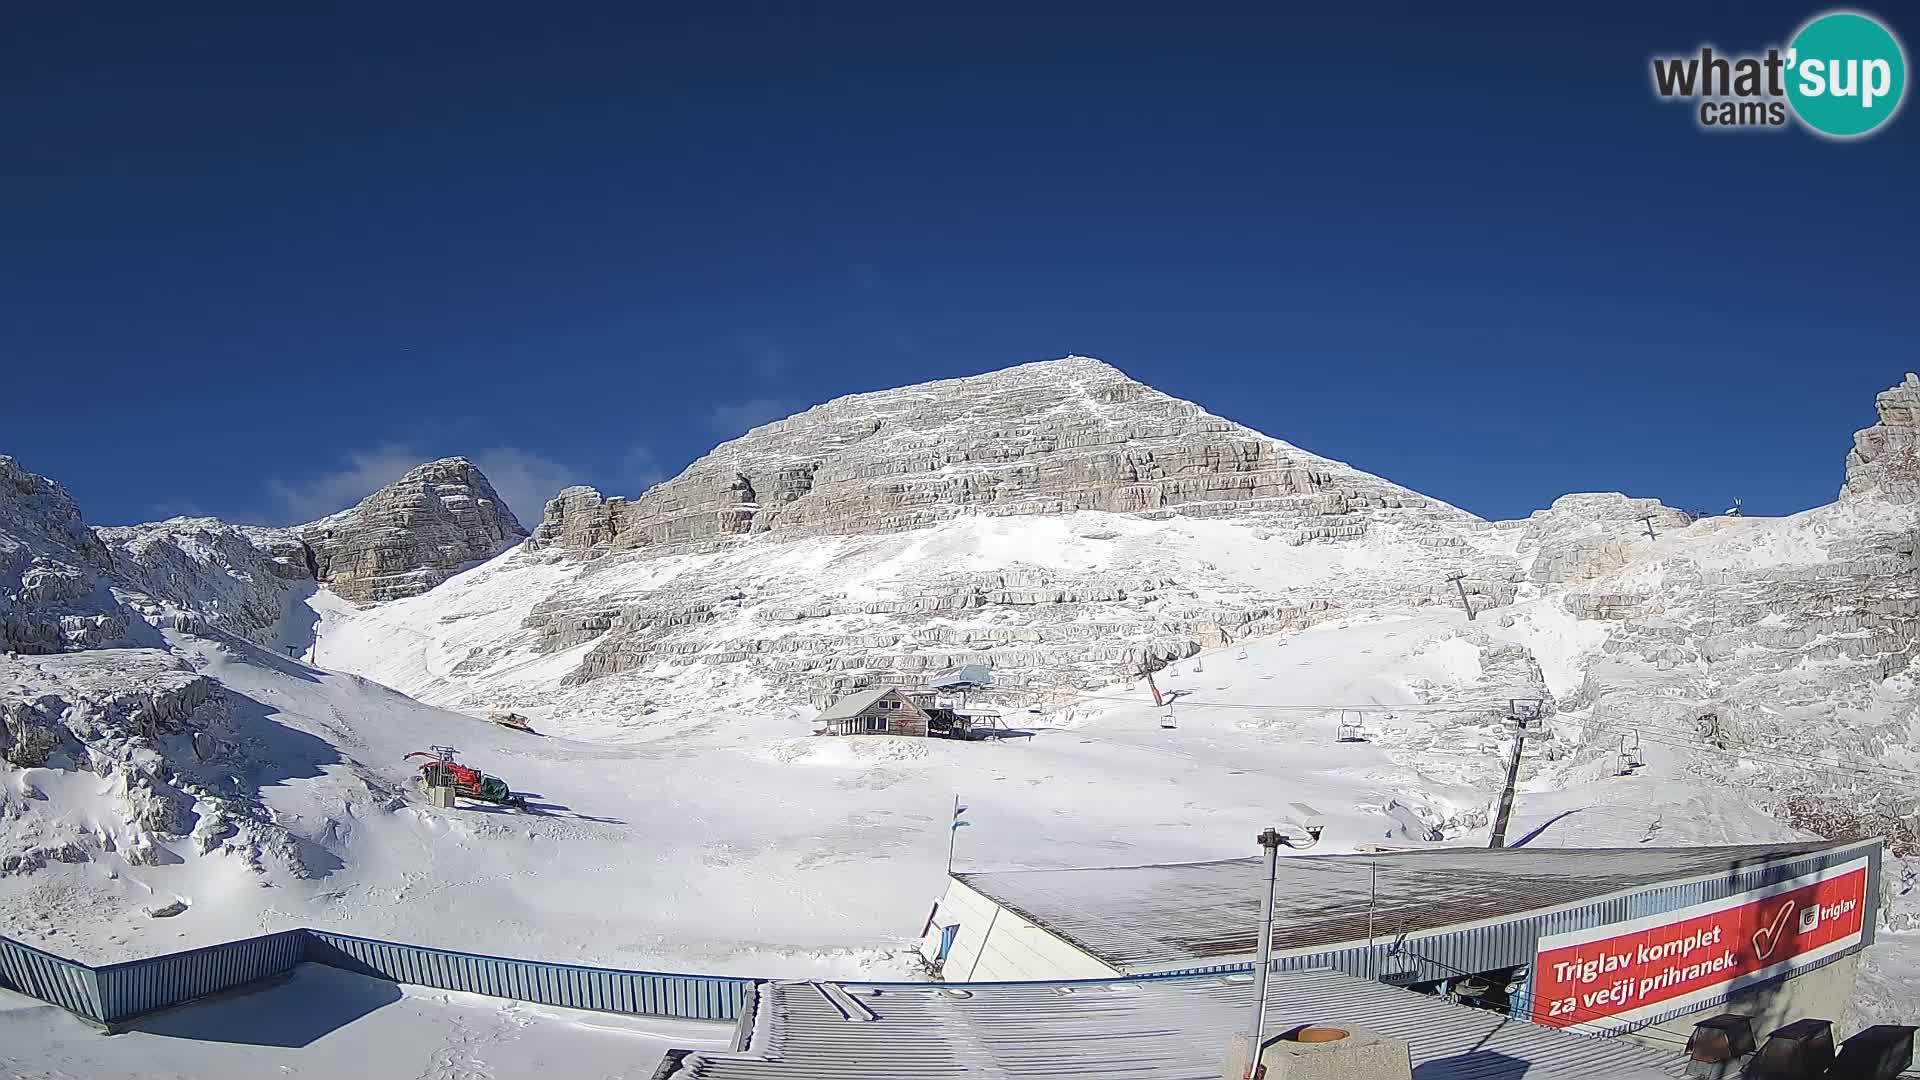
[92,928,306,1023]
[0,932,104,1020]
[302,929,752,1021]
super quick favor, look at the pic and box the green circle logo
[1786,11,1907,137]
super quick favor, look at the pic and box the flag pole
[947,794,960,874]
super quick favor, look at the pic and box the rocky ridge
[493,358,1517,706]
[1843,372,1920,504]
[529,357,1471,559]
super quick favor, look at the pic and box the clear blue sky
[4,2,1915,527]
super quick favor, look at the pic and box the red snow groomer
[406,747,524,807]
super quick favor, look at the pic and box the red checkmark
[1752,900,1796,961]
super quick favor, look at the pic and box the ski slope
[5,600,1830,980]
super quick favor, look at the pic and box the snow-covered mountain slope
[314,358,1526,725]
[4,361,1919,1022]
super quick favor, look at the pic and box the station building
[916,839,1882,1043]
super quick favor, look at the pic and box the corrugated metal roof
[929,663,992,690]
[668,968,1685,1079]
[816,687,896,721]
[957,841,1839,971]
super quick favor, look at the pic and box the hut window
[864,715,887,733]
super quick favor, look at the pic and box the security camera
[1290,803,1326,835]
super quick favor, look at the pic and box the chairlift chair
[1160,705,1177,730]
[1335,709,1366,743]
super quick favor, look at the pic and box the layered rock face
[487,359,1511,707]
[301,457,526,602]
[1844,372,1920,503]
[531,357,1469,559]
[1511,492,1696,588]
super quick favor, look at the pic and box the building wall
[1633,952,1863,1051]
[857,694,928,737]
[925,879,1120,982]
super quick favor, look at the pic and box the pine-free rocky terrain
[3,358,1918,1037]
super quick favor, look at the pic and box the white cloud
[705,397,797,436]
[267,444,421,523]
[472,447,587,528]
[624,445,668,491]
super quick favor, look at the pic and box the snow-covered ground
[18,595,1913,1024]
[0,962,731,1080]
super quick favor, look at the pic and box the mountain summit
[300,456,527,602]
[531,356,1471,559]
[322,359,1523,722]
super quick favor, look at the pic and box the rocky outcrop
[1516,493,1694,585]
[1,455,126,655]
[1843,373,1920,503]
[529,357,1470,560]
[301,457,527,602]
[99,518,313,646]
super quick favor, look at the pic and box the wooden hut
[815,687,930,737]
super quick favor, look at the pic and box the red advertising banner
[1531,857,1869,1031]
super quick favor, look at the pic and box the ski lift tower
[1487,700,1544,849]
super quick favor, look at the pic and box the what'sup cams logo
[1651,10,1906,137]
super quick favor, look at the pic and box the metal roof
[929,663,992,690]
[957,841,1839,972]
[667,968,1685,1079]
[815,687,897,721]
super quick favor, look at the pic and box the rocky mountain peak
[530,356,1469,560]
[1,455,124,654]
[1842,372,1920,504]
[299,456,528,603]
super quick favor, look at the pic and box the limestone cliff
[301,457,527,602]
[530,357,1470,559]
[1843,372,1920,503]
[493,358,1506,704]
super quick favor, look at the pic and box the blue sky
[3,2,1915,527]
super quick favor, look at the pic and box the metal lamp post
[1242,808,1324,1079]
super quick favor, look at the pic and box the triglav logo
[1651,9,1907,137]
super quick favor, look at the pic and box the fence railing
[0,926,753,1029]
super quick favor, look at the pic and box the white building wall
[922,878,1121,983]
